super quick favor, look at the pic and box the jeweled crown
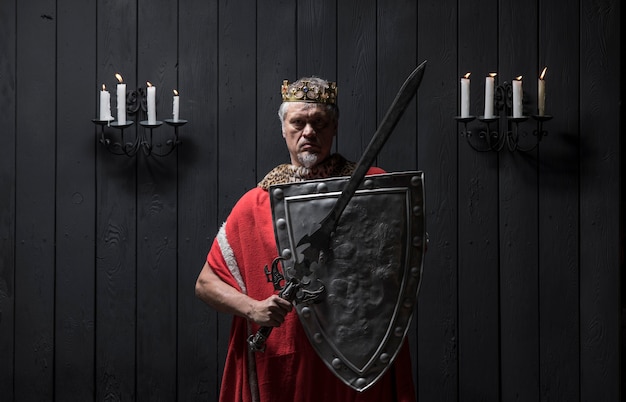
[281,79,338,105]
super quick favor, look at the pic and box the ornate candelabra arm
[532,114,553,141]
[478,116,504,152]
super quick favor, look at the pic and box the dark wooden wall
[0,0,622,401]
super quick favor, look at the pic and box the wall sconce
[454,73,552,153]
[92,87,187,157]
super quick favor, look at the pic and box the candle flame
[489,72,497,78]
[173,89,179,96]
[463,72,471,79]
[515,75,523,81]
[102,84,106,91]
[115,73,123,83]
[540,67,547,80]
[147,81,153,87]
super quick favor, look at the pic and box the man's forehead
[286,103,328,116]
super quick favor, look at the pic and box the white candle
[484,73,496,118]
[172,89,180,122]
[115,73,126,124]
[460,72,471,118]
[512,76,523,118]
[538,67,547,116]
[99,84,113,121]
[147,82,156,124]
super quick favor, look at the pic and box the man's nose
[302,123,316,137]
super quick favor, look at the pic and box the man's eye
[314,119,327,129]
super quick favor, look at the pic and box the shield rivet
[403,298,413,308]
[281,249,292,259]
[413,236,422,247]
[301,307,311,318]
[411,175,421,186]
[394,326,404,337]
[364,179,374,189]
[411,266,420,276]
[314,333,323,343]
[276,218,286,230]
[317,183,328,193]
[355,378,367,388]
[413,205,422,215]
[332,358,343,369]
[273,188,284,200]
[379,353,390,364]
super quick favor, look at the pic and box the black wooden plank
[296,0,338,154]
[376,0,418,172]
[296,0,337,80]
[177,0,220,398]
[257,0,297,176]
[0,0,16,399]
[217,0,258,390]
[498,0,540,400]
[375,0,419,387]
[579,0,621,400]
[536,1,581,400]
[14,1,56,399]
[95,0,138,399]
[456,0,501,400]
[415,0,459,400]
[54,0,97,399]
[135,0,179,398]
[336,0,377,163]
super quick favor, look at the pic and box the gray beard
[297,152,319,168]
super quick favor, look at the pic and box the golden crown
[281,79,338,105]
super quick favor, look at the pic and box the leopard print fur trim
[257,153,356,190]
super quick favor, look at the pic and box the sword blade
[297,60,427,259]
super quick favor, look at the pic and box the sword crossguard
[264,256,286,291]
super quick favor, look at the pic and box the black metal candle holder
[93,87,186,157]
[455,81,552,153]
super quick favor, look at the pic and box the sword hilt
[248,278,301,352]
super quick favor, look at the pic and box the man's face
[282,103,337,168]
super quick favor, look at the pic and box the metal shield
[269,171,425,392]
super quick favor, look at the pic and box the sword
[297,60,427,268]
[248,60,427,352]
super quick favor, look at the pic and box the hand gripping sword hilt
[248,257,298,352]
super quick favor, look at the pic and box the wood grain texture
[456,0,501,400]
[416,0,459,400]
[0,0,16,399]
[579,0,621,400]
[297,0,337,80]
[54,0,97,399]
[135,0,179,398]
[257,0,297,177]
[95,0,138,400]
[498,1,541,401]
[13,0,56,399]
[217,0,259,389]
[177,0,220,398]
[376,0,418,172]
[336,0,376,162]
[537,0,581,400]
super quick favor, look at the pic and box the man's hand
[248,294,293,327]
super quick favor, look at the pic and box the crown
[281,79,338,105]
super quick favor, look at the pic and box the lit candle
[538,67,547,116]
[460,72,471,118]
[99,84,113,121]
[172,89,179,122]
[115,73,126,124]
[484,73,497,118]
[147,82,156,124]
[512,76,523,118]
